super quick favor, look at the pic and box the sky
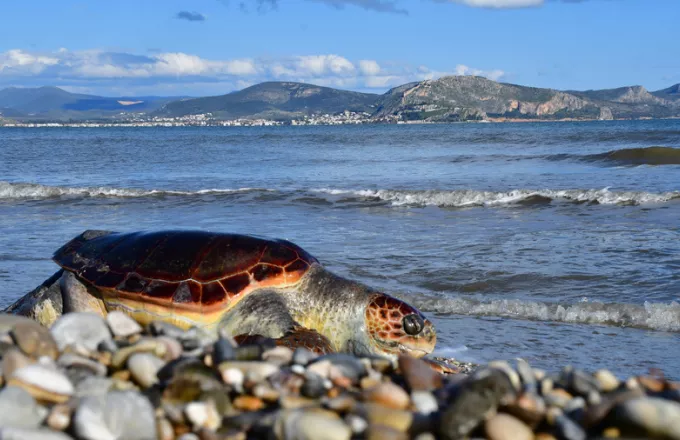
[0,0,678,97]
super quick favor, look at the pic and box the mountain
[3,79,680,123]
[0,86,180,120]
[376,77,680,122]
[154,82,379,120]
[652,84,680,101]
[375,76,603,121]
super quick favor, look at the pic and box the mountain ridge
[1,78,679,123]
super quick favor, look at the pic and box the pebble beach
[1,310,679,440]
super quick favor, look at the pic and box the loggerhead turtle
[8,230,439,361]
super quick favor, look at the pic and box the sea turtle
[7,230,439,361]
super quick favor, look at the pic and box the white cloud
[359,60,381,76]
[0,49,59,74]
[0,48,505,95]
[454,64,505,81]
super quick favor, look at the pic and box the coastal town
[0,110,399,128]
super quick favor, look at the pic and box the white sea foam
[3,181,679,207]
[415,297,680,332]
[313,188,680,207]
[0,181,263,200]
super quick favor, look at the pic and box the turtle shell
[53,230,319,323]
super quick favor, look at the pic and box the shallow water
[1,121,679,378]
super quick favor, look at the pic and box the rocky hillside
[2,79,680,123]
[154,82,379,120]
[375,77,680,122]
[653,83,680,101]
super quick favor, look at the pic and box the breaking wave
[2,181,678,208]
[415,297,680,332]
[0,181,266,200]
[313,188,680,207]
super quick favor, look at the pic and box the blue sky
[0,0,677,96]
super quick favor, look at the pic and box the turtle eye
[402,314,424,336]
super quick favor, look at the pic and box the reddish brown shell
[53,230,319,312]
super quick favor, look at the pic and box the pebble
[411,390,439,415]
[263,346,294,366]
[218,361,278,381]
[362,382,410,410]
[155,336,183,361]
[612,397,680,440]
[127,352,165,388]
[111,339,166,369]
[185,400,221,430]
[74,376,113,398]
[0,427,74,440]
[46,404,72,431]
[594,369,620,393]
[292,348,317,366]
[363,403,412,432]
[301,371,326,399]
[0,386,46,429]
[275,409,351,440]
[73,391,156,440]
[58,353,107,377]
[485,413,533,440]
[212,338,236,364]
[365,424,408,440]
[2,347,33,379]
[2,311,680,440]
[312,354,366,382]
[398,355,442,392]
[50,312,112,352]
[8,364,74,403]
[106,311,143,338]
[9,321,59,360]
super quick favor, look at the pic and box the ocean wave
[2,181,678,208]
[0,181,266,200]
[415,297,680,332]
[313,188,680,207]
[585,146,680,166]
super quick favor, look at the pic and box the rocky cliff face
[376,76,603,121]
[375,77,680,122]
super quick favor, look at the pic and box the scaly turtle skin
[9,230,437,360]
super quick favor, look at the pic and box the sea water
[1,120,679,378]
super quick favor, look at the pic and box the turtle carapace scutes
[19,230,436,359]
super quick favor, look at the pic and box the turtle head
[363,293,436,358]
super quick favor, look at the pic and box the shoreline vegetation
[1,312,680,439]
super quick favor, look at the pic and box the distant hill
[154,82,379,120]
[375,76,603,121]
[374,77,680,122]
[0,86,180,120]
[2,79,680,123]
[652,84,680,101]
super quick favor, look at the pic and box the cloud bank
[0,48,505,95]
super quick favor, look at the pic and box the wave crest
[414,297,680,332]
[589,146,680,166]
[0,181,263,200]
[2,181,678,208]
[314,188,680,207]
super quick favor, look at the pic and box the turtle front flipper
[234,326,334,355]
[219,289,335,355]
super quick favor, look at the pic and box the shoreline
[2,116,680,128]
